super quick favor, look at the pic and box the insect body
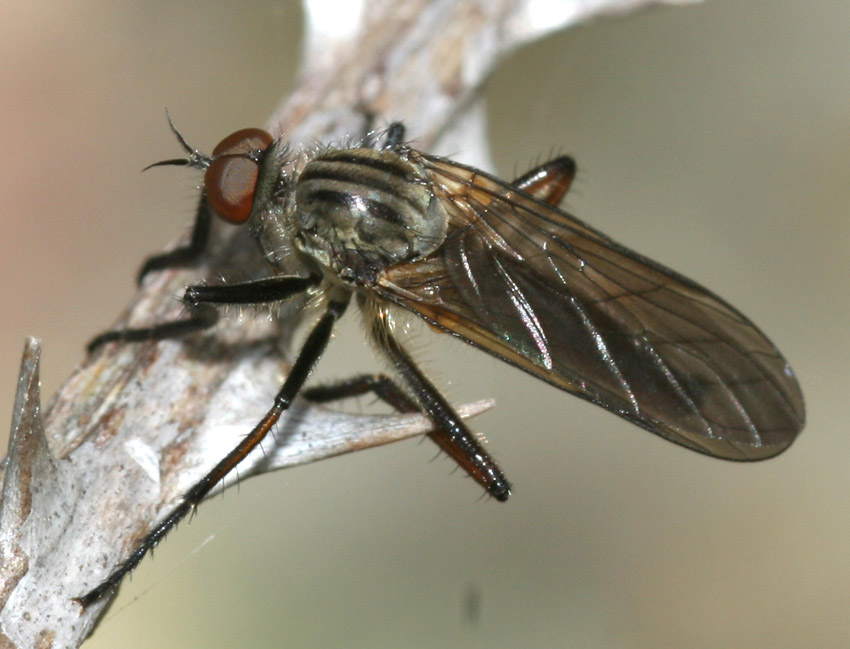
[77,120,804,606]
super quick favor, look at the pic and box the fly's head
[147,119,293,268]
[290,147,449,286]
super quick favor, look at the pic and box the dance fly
[77,119,805,606]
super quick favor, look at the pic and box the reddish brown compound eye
[204,128,273,224]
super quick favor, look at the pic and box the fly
[76,118,805,607]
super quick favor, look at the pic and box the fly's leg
[369,120,572,199]
[305,374,499,493]
[87,276,319,353]
[366,303,511,502]
[75,296,349,608]
[136,193,212,284]
[383,122,406,149]
[512,155,577,207]
[303,374,418,413]
[359,112,406,149]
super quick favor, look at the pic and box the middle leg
[76,295,349,607]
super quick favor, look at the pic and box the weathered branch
[0,1,695,646]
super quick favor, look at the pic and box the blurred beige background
[1,1,847,648]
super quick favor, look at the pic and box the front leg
[87,275,320,353]
[136,192,213,285]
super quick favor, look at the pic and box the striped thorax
[289,147,449,285]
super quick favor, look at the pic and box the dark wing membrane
[375,152,804,459]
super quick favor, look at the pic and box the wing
[373,152,805,460]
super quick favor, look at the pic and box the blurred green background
[1,1,847,647]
